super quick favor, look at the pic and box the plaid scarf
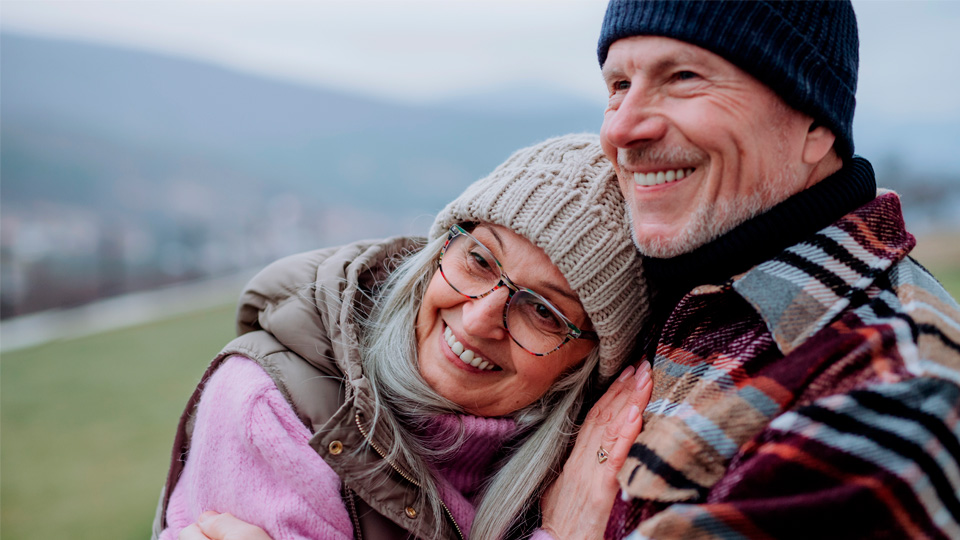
[608,189,960,539]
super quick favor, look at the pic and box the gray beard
[629,166,800,259]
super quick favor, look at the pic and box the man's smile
[631,168,696,187]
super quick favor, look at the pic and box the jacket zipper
[344,487,363,540]
[354,412,465,540]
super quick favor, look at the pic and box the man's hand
[178,511,273,540]
[541,362,652,539]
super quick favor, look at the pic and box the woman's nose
[460,288,509,341]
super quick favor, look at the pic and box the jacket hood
[235,236,427,383]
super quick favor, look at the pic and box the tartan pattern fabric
[608,192,960,539]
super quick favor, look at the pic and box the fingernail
[635,361,650,379]
[627,405,640,423]
[618,365,636,382]
[636,370,650,389]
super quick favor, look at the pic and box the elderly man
[596,1,960,539]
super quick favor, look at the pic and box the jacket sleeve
[623,376,960,539]
[159,356,354,540]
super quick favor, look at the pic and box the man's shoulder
[729,190,959,382]
[732,192,916,354]
[886,256,960,381]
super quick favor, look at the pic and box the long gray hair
[359,233,599,539]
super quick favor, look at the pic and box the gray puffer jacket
[154,236,469,540]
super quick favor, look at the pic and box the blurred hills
[1,32,958,318]
[1,32,601,317]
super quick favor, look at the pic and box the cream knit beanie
[430,134,648,380]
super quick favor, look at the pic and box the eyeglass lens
[441,231,574,354]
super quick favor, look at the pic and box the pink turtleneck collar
[419,414,518,537]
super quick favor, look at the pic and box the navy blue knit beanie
[598,0,859,159]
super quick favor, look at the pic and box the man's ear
[802,121,837,165]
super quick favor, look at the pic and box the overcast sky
[3,0,959,124]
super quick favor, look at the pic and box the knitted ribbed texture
[430,134,649,380]
[597,0,859,159]
[423,414,517,498]
[421,415,518,538]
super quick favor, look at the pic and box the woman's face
[416,223,596,417]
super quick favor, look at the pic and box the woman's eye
[612,80,630,92]
[469,251,491,269]
[532,303,563,330]
[675,70,699,81]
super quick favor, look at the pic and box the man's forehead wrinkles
[604,41,701,79]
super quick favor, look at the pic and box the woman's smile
[442,323,500,372]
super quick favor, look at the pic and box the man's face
[600,36,817,258]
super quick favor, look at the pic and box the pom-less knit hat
[430,134,648,381]
[597,0,859,160]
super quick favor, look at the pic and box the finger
[608,361,651,412]
[598,361,647,408]
[607,402,644,472]
[607,372,652,474]
[580,362,651,465]
[179,523,212,540]
[599,363,651,442]
[585,361,648,429]
[597,368,652,469]
[197,512,270,540]
[198,511,220,523]
[585,365,635,424]
[631,366,654,413]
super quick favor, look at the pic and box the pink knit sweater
[159,356,541,540]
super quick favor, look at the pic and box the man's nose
[601,87,668,150]
[460,288,509,341]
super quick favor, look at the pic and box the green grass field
[1,304,236,540]
[1,253,958,540]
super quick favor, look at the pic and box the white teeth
[632,168,693,187]
[443,325,495,371]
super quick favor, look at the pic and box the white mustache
[616,145,706,170]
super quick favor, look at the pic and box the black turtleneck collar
[642,157,877,314]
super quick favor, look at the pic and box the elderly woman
[155,134,651,540]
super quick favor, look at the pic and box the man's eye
[675,71,699,81]
[610,80,630,92]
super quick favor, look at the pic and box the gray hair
[359,234,599,539]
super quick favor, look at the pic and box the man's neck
[804,151,845,191]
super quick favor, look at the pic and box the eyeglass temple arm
[572,327,599,341]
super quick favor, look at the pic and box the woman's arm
[159,356,353,540]
[540,361,653,539]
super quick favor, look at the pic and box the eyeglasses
[438,225,598,356]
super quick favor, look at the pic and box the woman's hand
[178,511,274,540]
[541,361,652,539]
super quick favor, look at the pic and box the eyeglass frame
[437,224,599,357]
